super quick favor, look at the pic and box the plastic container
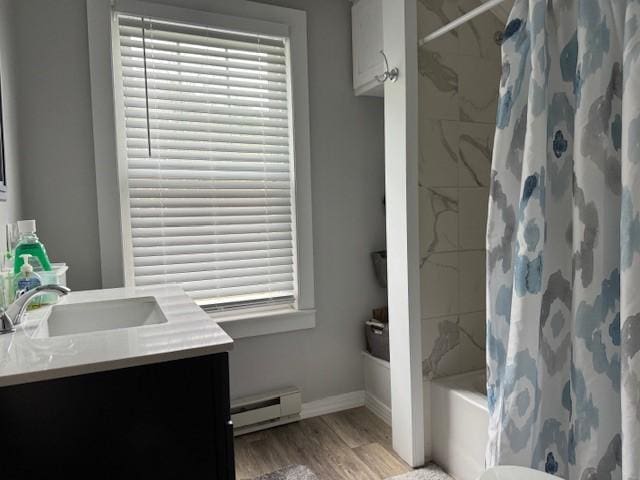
[5,263,68,306]
[37,263,68,304]
[0,271,9,310]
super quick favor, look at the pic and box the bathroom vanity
[0,286,235,479]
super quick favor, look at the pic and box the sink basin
[44,297,168,337]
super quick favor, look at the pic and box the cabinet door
[352,0,384,96]
[211,353,236,480]
[0,353,235,479]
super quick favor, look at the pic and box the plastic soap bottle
[14,254,42,299]
[13,220,52,274]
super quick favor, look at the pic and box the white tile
[417,0,460,54]
[421,252,459,318]
[418,50,459,121]
[458,187,489,250]
[420,187,458,255]
[447,311,486,373]
[419,119,459,187]
[422,314,457,378]
[458,56,500,124]
[421,311,486,378]
[459,250,486,313]
[457,0,504,60]
[458,121,495,187]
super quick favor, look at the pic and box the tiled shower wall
[417,0,502,379]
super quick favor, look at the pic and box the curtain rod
[418,0,508,46]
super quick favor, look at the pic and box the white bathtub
[426,369,489,480]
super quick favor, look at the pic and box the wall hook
[374,50,399,83]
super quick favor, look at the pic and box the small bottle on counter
[14,254,42,303]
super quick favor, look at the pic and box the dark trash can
[365,320,389,362]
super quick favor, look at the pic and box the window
[112,13,297,310]
[87,0,315,333]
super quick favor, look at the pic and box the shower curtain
[486,0,640,479]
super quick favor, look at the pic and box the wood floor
[234,407,411,480]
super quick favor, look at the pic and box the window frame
[87,0,315,338]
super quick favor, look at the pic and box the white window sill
[210,305,316,339]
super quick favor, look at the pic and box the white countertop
[0,285,233,387]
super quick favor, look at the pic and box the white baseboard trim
[364,391,392,425]
[300,390,365,419]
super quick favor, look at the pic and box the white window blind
[113,13,297,309]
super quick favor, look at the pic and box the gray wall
[12,0,102,289]
[0,0,23,246]
[10,0,387,402]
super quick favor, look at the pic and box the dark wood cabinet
[0,353,235,479]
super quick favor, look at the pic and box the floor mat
[385,462,455,480]
[253,464,319,480]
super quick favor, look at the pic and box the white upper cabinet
[351,0,384,97]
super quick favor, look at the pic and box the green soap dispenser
[14,254,42,300]
[13,220,52,273]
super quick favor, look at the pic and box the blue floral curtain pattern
[486,0,640,478]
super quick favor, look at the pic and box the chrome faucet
[0,285,71,334]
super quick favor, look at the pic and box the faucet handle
[0,308,15,334]
[14,287,28,299]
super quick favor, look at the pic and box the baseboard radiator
[231,387,301,436]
